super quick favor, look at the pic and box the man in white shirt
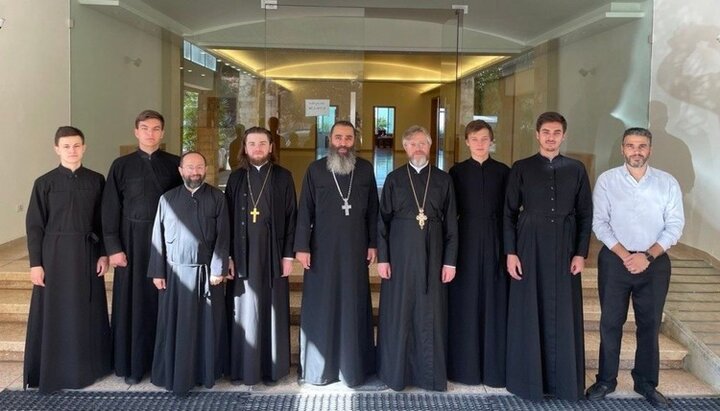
[586,127,685,409]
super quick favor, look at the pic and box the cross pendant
[250,207,260,223]
[416,209,428,230]
[341,199,352,216]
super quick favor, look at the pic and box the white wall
[70,0,180,174]
[557,6,653,177]
[651,0,720,259]
[0,0,71,244]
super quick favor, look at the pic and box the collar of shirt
[621,163,655,184]
[137,149,159,160]
[185,182,204,195]
[409,162,428,173]
[58,164,82,175]
[253,162,269,171]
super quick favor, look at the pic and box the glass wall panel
[463,2,653,182]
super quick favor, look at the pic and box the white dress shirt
[592,164,684,252]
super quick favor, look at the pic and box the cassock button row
[551,208,555,212]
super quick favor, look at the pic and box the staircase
[0,237,716,395]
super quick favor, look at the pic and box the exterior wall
[0,0,71,244]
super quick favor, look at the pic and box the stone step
[0,287,644,331]
[0,322,26,362]
[585,368,718,397]
[584,330,686,370]
[0,321,686,370]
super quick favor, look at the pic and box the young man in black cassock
[294,121,379,387]
[24,126,111,393]
[224,127,296,384]
[148,151,229,395]
[102,110,182,385]
[447,120,510,387]
[504,112,593,401]
[377,125,458,391]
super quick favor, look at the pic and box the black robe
[503,153,592,401]
[293,157,378,386]
[447,157,510,387]
[148,183,229,394]
[102,149,181,381]
[377,164,458,391]
[224,163,296,384]
[24,165,111,393]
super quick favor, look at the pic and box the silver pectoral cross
[341,199,352,216]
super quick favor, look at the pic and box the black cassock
[148,183,229,394]
[224,163,296,384]
[294,158,378,386]
[447,157,510,387]
[503,153,592,401]
[24,166,112,393]
[102,149,181,381]
[377,164,458,391]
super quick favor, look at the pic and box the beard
[183,174,205,189]
[326,144,357,175]
[409,154,429,168]
[624,154,648,168]
[248,153,270,167]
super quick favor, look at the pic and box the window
[183,40,216,71]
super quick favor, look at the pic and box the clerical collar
[58,164,82,175]
[138,148,160,160]
[185,182,204,194]
[253,162,269,171]
[409,162,429,173]
[537,152,562,162]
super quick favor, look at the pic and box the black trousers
[596,246,671,394]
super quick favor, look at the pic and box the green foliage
[182,90,199,152]
[474,68,501,115]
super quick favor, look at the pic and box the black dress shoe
[639,389,669,409]
[124,376,141,385]
[586,382,615,400]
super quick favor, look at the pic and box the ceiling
[80,0,647,82]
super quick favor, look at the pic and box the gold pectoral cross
[250,207,260,223]
[416,209,428,230]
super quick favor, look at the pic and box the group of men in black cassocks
[23,110,679,410]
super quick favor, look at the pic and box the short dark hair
[180,151,206,167]
[54,126,85,145]
[329,121,357,138]
[238,126,277,169]
[464,120,494,141]
[135,109,165,130]
[622,127,653,145]
[536,111,567,133]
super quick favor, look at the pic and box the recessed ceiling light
[187,69,193,73]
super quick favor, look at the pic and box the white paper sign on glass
[305,99,331,117]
